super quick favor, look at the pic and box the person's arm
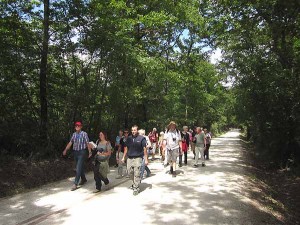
[144,146,148,165]
[122,146,127,162]
[163,133,168,148]
[63,141,72,155]
[84,133,92,157]
[146,137,151,148]
[178,133,182,153]
[117,143,121,162]
[106,143,112,157]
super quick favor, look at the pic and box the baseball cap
[75,121,82,126]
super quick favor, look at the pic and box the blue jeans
[74,149,87,185]
[140,157,151,179]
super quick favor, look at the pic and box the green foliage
[0,0,234,159]
[205,0,300,166]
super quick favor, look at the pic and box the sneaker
[193,164,198,168]
[79,179,87,185]
[202,163,206,167]
[71,185,79,191]
[104,179,109,185]
[179,164,182,167]
[93,189,101,193]
[133,190,139,196]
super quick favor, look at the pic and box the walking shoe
[71,185,79,191]
[133,190,139,196]
[93,189,101,193]
[104,179,110,185]
[202,163,206,167]
[193,164,198,168]
[179,164,182,167]
[79,179,87,185]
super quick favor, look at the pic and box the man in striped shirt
[63,121,92,191]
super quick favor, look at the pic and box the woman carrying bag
[92,131,112,193]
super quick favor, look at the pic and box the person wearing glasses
[63,121,92,191]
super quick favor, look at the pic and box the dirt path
[0,130,283,225]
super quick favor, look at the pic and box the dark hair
[132,125,139,129]
[99,131,109,141]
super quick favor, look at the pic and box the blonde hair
[138,129,145,136]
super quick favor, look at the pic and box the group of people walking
[62,121,212,195]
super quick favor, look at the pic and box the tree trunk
[39,0,50,145]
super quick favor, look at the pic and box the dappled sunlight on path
[0,129,283,225]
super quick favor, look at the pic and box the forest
[1,0,300,169]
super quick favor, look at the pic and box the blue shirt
[70,131,89,151]
[115,136,122,145]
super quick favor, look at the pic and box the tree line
[0,0,234,159]
[2,0,299,168]
[204,0,300,167]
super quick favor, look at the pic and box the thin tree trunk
[39,0,50,145]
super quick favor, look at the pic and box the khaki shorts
[167,148,179,163]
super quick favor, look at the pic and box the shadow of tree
[0,133,286,225]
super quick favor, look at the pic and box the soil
[240,137,300,224]
[0,151,118,198]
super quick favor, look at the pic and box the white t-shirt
[164,129,181,150]
[144,136,151,149]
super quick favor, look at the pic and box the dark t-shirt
[120,137,127,153]
[125,135,146,158]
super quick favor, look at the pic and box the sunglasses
[75,125,81,127]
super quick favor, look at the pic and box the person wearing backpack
[164,121,182,177]
[91,131,112,193]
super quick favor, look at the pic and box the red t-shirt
[149,132,158,143]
